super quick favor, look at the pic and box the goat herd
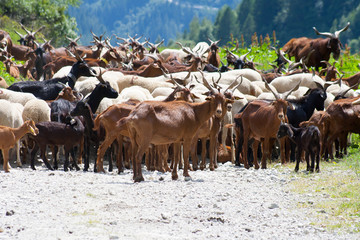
[0,22,359,182]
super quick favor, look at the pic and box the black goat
[29,117,85,171]
[277,123,321,173]
[8,53,96,100]
[203,62,231,73]
[70,101,112,172]
[286,86,327,161]
[287,87,327,127]
[50,79,118,122]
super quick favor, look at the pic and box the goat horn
[239,48,252,61]
[14,30,25,38]
[169,74,184,89]
[34,25,45,35]
[336,86,353,98]
[176,42,193,55]
[321,60,331,68]
[66,48,76,59]
[263,77,280,100]
[334,22,350,38]
[20,23,31,35]
[283,81,301,100]
[155,39,164,48]
[199,70,215,94]
[96,69,106,84]
[313,26,334,38]
[226,49,240,60]
[224,75,243,93]
[75,34,82,42]
[90,30,98,40]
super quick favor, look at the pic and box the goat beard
[333,51,340,60]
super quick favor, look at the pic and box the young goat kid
[0,120,38,172]
[277,123,321,173]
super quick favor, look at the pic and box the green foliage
[0,0,80,47]
[0,62,23,86]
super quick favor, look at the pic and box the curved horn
[199,70,215,94]
[176,42,193,55]
[283,81,301,100]
[334,22,350,38]
[226,49,240,60]
[169,74,185,89]
[320,60,331,68]
[239,48,252,61]
[96,69,106,84]
[224,75,243,93]
[313,26,334,38]
[20,23,31,35]
[14,30,25,39]
[262,77,280,100]
[34,25,45,36]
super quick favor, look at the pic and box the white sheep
[96,85,154,114]
[22,99,51,123]
[270,73,324,93]
[159,49,189,63]
[116,74,173,93]
[0,99,24,167]
[0,88,36,106]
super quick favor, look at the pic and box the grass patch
[275,145,360,233]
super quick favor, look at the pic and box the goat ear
[226,98,234,104]
[191,93,200,99]
[109,51,117,59]
[205,95,213,101]
[287,102,295,110]
[233,96,243,100]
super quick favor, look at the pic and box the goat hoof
[294,168,299,172]
[134,176,144,182]
[200,165,205,171]
[184,176,192,181]
[192,166,198,171]
[172,174,178,180]
[210,166,215,171]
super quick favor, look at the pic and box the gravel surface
[0,162,359,240]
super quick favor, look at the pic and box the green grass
[272,141,360,233]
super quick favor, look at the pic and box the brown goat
[0,30,13,55]
[207,38,221,68]
[0,120,38,172]
[282,22,350,71]
[116,77,227,182]
[237,80,299,169]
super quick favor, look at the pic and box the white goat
[0,88,36,106]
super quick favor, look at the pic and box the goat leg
[71,149,80,171]
[2,148,10,173]
[53,146,58,170]
[30,144,39,170]
[40,147,53,171]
